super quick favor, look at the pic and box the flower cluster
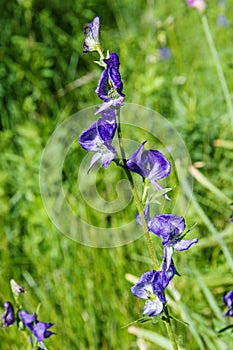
[0,296,55,348]
[80,16,198,319]
[20,310,55,346]
[79,18,125,166]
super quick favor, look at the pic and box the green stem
[201,14,233,125]
[116,109,179,349]
[164,305,179,350]
[116,109,159,271]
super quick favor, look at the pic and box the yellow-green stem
[116,109,179,349]
[164,305,179,350]
[116,109,159,270]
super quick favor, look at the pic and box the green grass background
[0,0,233,349]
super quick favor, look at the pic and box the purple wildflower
[79,108,117,172]
[159,47,171,61]
[95,52,125,113]
[222,290,233,317]
[0,301,15,328]
[126,141,171,199]
[83,17,100,53]
[131,270,169,316]
[19,310,55,344]
[149,214,198,270]
[218,14,229,27]
[186,0,206,11]
[136,201,198,270]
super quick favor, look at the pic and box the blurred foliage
[0,0,233,349]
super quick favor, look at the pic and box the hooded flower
[222,290,233,317]
[0,301,15,328]
[186,0,206,12]
[79,108,117,171]
[19,310,55,344]
[95,52,125,113]
[136,201,198,270]
[83,16,100,53]
[126,141,171,199]
[149,214,198,271]
[131,270,170,316]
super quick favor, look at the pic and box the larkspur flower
[222,290,233,317]
[79,108,117,172]
[136,201,198,270]
[126,141,171,199]
[95,52,125,113]
[0,301,15,328]
[19,310,55,344]
[149,214,198,271]
[186,0,206,12]
[83,16,100,53]
[131,270,170,316]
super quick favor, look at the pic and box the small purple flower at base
[222,290,233,317]
[218,14,229,27]
[0,301,15,328]
[126,141,171,199]
[186,0,206,12]
[83,16,100,53]
[95,52,125,113]
[131,270,169,316]
[79,108,117,172]
[20,310,55,345]
[159,47,171,61]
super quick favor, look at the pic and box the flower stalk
[163,305,179,350]
[116,109,159,271]
[79,15,199,350]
